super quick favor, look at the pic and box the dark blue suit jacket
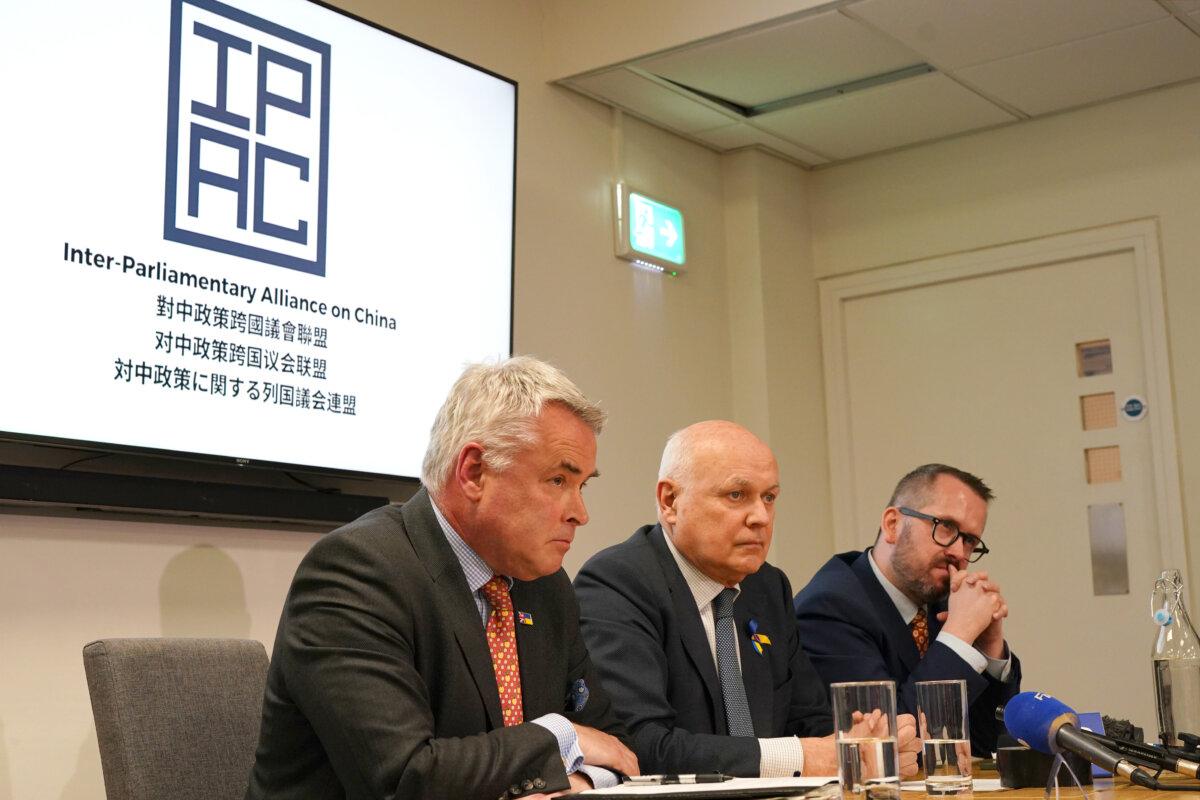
[793,550,1020,756]
[575,525,832,776]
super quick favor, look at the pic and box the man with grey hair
[248,356,638,800]
[794,463,1021,756]
[574,421,920,777]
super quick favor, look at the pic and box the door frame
[819,219,1186,580]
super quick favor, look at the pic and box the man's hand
[804,710,921,778]
[802,711,886,775]
[971,575,1008,659]
[798,735,838,776]
[896,713,921,778]
[938,565,1006,647]
[571,724,640,777]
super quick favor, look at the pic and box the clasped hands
[804,710,921,778]
[938,564,1008,659]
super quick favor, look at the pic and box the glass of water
[831,681,901,800]
[916,679,972,796]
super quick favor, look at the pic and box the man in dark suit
[247,357,638,800]
[794,464,1020,756]
[574,421,919,777]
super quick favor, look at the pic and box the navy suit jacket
[247,489,627,800]
[793,549,1019,756]
[574,525,832,776]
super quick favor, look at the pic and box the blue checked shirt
[430,499,617,788]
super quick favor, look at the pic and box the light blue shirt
[429,498,617,788]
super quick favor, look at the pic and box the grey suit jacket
[246,488,626,800]
[574,525,831,776]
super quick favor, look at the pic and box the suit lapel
[734,585,774,737]
[852,550,922,675]
[511,581,550,717]
[401,489,504,730]
[647,526,725,732]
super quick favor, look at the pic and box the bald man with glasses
[793,464,1020,756]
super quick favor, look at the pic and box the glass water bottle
[1152,569,1200,745]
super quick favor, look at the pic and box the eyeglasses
[897,507,990,562]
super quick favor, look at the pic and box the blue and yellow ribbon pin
[747,618,771,655]
[517,611,534,626]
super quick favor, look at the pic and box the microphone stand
[1045,752,1091,800]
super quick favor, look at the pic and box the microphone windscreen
[1004,692,1079,754]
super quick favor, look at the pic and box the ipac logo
[164,0,330,276]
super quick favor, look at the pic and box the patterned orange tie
[480,576,524,726]
[910,607,930,657]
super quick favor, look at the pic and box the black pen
[623,774,732,784]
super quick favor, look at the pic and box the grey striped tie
[713,587,755,737]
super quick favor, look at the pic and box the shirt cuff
[759,736,805,777]
[984,643,1013,682]
[935,631,986,674]
[579,765,620,789]
[531,713,583,773]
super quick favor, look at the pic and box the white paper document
[579,776,837,795]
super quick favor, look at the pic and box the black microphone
[1084,730,1200,778]
[1004,692,1156,789]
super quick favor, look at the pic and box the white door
[820,222,1184,736]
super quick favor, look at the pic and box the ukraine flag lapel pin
[747,618,771,655]
[517,611,534,626]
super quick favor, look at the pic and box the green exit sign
[615,183,686,274]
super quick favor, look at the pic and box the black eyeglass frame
[896,506,990,562]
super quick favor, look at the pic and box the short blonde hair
[421,356,606,492]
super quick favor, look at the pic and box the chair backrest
[83,637,269,800]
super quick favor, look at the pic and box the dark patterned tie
[480,576,524,726]
[713,587,755,737]
[910,607,930,658]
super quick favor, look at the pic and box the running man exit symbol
[628,192,685,266]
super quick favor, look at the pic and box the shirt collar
[868,548,920,624]
[429,496,509,593]
[662,524,739,609]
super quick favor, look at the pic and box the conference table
[913,772,1199,800]
[575,771,1200,799]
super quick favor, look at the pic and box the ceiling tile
[751,72,1016,160]
[634,10,921,108]
[568,68,738,134]
[847,0,1167,70]
[692,123,831,164]
[956,18,1200,116]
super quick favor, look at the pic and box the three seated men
[247,354,1018,799]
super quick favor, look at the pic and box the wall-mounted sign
[1121,395,1148,422]
[614,182,685,274]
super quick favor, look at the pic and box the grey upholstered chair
[82,637,269,800]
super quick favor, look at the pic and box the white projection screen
[0,0,515,480]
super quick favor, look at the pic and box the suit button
[509,785,521,796]
[534,778,546,790]
[522,780,535,791]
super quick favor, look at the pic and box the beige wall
[807,80,1200,595]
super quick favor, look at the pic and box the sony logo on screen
[164,0,330,276]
